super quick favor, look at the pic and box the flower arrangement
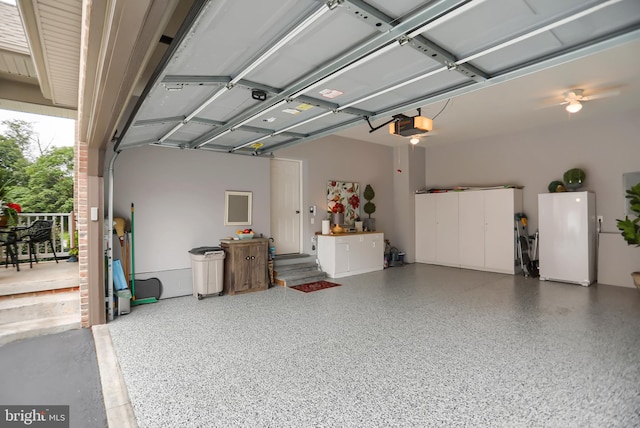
[327,181,360,223]
[330,202,345,213]
[0,201,21,226]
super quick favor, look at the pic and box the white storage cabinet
[459,188,523,274]
[415,188,522,274]
[414,192,459,266]
[317,232,384,278]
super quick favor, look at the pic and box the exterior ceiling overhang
[0,0,80,118]
[115,0,640,155]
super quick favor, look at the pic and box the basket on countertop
[236,233,255,240]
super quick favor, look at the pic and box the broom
[130,202,158,306]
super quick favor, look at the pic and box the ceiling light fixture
[410,137,420,145]
[565,100,583,114]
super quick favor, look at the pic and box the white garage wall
[112,146,270,297]
[278,135,395,255]
[423,109,640,287]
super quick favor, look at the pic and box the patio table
[0,226,21,271]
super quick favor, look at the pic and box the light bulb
[410,137,420,145]
[565,100,582,114]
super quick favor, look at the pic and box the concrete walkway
[0,326,137,428]
[0,328,106,427]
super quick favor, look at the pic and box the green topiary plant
[362,184,376,231]
[616,182,640,246]
[363,184,375,218]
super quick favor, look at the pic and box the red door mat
[290,281,341,293]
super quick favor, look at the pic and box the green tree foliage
[0,119,73,214]
[0,135,29,189]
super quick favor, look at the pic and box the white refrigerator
[538,191,596,286]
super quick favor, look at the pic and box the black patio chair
[0,229,19,271]
[19,220,58,268]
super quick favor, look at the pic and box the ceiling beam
[340,0,488,82]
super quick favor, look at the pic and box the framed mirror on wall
[225,191,252,226]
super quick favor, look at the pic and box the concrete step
[0,291,79,325]
[274,261,318,274]
[272,254,316,267]
[0,261,78,293]
[0,315,82,347]
[276,270,327,287]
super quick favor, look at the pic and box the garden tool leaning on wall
[113,217,128,282]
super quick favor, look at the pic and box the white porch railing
[14,212,75,260]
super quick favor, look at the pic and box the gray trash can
[189,246,225,300]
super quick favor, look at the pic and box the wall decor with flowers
[327,181,360,225]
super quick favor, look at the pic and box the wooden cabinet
[220,238,268,295]
[415,189,522,274]
[317,232,384,278]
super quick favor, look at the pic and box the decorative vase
[363,218,376,232]
[322,220,331,235]
[632,272,640,291]
[331,224,344,234]
[331,212,344,226]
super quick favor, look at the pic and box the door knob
[296,210,300,214]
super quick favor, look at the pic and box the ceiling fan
[556,88,620,113]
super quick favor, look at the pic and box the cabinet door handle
[246,256,250,260]
[251,256,255,260]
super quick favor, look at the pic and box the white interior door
[270,158,301,255]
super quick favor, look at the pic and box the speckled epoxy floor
[108,264,640,428]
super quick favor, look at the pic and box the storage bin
[189,247,225,299]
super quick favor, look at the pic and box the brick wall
[75,135,90,327]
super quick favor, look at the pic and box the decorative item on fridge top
[563,168,586,191]
[547,180,566,193]
[615,181,640,290]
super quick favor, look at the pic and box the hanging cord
[432,98,451,120]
